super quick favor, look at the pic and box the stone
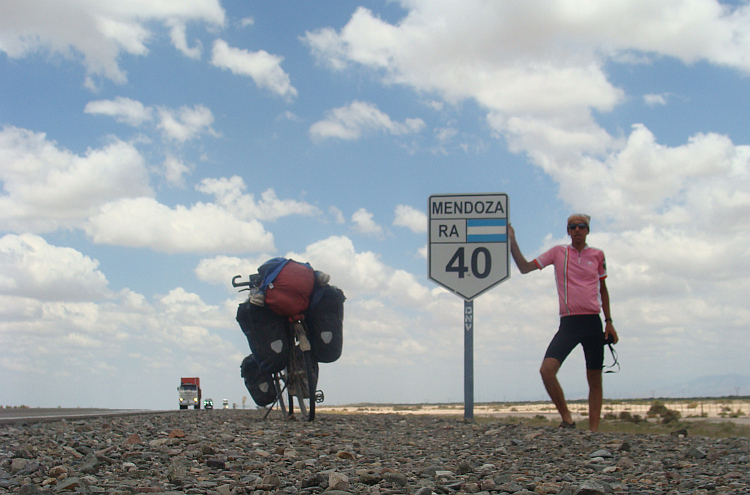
[573,480,607,495]
[329,471,350,490]
[685,446,707,459]
[81,453,100,474]
[0,409,746,495]
[383,472,407,487]
[10,458,28,474]
[123,433,142,446]
[168,429,186,438]
[18,484,43,495]
[56,477,82,491]
[336,450,356,460]
[167,460,187,485]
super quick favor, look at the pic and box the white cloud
[0,126,152,233]
[210,39,298,100]
[197,176,321,221]
[294,236,387,294]
[303,1,750,158]
[84,97,154,126]
[162,154,193,187]
[278,110,302,122]
[157,104,217,143]
[194,254,274,288]
[309,101,425,141]
[0,234,109,301]
[329,206,346,224]
[0,280,243,407]
[5,0,750,408]
[0,0,225,84]
[644,93,668,106]
[393,204,427,233]
[84,197,275,254]
[167,19,203,60]
[351,208,384,238]
[546,125,749,232]
[304,5,624,127]
[0,233,461,407]
[291,236,412,301]
[435,127,458,145]
[84,97,219,145]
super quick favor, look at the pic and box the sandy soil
[317,399,750,425]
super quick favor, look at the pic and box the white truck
[178,377,201,409]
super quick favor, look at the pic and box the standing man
[508,214,618,431]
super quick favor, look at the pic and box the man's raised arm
[508,224,538,274]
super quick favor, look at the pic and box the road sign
[428,193,510,300]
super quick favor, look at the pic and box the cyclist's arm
[508,225,538,274]
[600,278,618,344]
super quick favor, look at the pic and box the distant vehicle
[203,398,214,409]
[222,399,229,409]
[178,377,201,409]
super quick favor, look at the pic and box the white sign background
[428,193,510,300]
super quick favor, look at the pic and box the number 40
[446,247,491,279]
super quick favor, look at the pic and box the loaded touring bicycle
[234,258,345,421]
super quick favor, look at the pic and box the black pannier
[240,354,277,407]
[305,285,345,363]
[236,300,289,374]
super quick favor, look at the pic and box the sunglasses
[567,223,589,230]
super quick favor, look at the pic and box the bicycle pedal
[315,390,325,403]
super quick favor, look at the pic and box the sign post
[464,300,474,420]
[428,193,510,420]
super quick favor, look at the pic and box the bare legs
[587,369,603,431]
[540,357,603,431]
[540,358,574,425]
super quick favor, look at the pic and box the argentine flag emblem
[466,218,507,243]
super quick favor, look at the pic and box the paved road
[0,408,174,425]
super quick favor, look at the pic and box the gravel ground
[1,409,748,495]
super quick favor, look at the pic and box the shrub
[661,409,681,424]
[647,400,681,423]
[647,400,668,418]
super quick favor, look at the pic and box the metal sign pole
[427,193,510,425]
[464,299,474,421]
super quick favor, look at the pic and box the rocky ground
[1,410,748,495]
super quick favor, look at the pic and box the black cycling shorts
[544,314,605,370]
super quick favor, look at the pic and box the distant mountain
[658,374,750,398]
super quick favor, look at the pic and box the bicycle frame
[264,318,324,421]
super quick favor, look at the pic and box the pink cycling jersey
[534,244,607,316]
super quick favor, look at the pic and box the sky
[2,0,750,410]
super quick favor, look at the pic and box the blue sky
[2,0,750,410]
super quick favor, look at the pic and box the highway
[0,408,174,425]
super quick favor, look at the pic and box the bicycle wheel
[287,347,318,421]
